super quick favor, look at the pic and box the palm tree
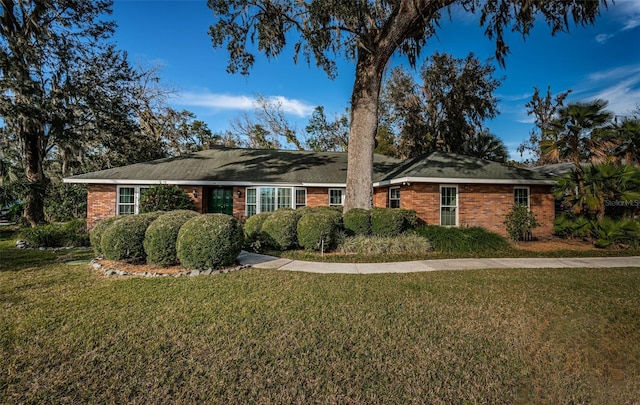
[612,118,640,166]
[541,99,615,205]
[554,164,640,221]
[462,130,508,162]
[541,99,615,165]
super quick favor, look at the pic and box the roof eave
[373,177,557,187]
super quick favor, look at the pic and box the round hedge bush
[176,214,244,270]
[101,212,162,263]
[90,216,121,256]
[140,185,195,213]
[261,208,302,250]
[144,210,199,266]
[244,212,271,245]
[297,210,343,251]
[343,208,371,236]
[371,207,408,237]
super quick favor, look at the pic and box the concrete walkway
[237,251,640,274]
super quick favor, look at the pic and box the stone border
[89,259,251,278]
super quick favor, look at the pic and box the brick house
[63,147,556,237]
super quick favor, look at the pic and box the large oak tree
[208,0,607,211]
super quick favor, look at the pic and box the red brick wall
[86,184,117,229]
[373,183,555,237]
[86,183,555,237]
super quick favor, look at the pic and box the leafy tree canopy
[208,0,607,211]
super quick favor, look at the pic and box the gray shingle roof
[65,147,402,185]
[377,151,553,183]
[64,148,555,185]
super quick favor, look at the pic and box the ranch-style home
[63,147,557,237]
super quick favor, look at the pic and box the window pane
[119,204,134,215]
[119,187,134,204]
[329,189,344,205]
[260,188,275,212]
[246,205,257,217]
[389,187,400,208]
[514,188,529,206]
[295,189,306,208]
[246,188,257,204]
[277,188,292,209]
[441,207,456,226]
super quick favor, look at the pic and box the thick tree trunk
[23,125,48,226]
[344,52,385,212]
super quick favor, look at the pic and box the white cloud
[575,64,640,116]
[595,0,640,42]
[176,92,315,117]
[595,33,614,44]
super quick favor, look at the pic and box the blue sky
[111,0,640,161]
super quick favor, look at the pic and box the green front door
[208,187,234,215]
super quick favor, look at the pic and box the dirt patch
[95,259,189,275]
[511,237,596,252]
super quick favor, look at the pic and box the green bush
[554,215,640,248]
[553,215,591,239]
[591,218,639,248]
[261,208,302,250]
[45,183,87,222]
[101,212,162,263]
[371,208,410,237]
[19,219,89,248]
[243,212,271,251]
[144,210,199,266]
[90,216,121,256]
[338,234,432,255]
[176,214,244,270]
[343,208,371,236]
[504,203,539,241]
[139,185,195,213]
[297,210,343,251]
[416,225,509,255]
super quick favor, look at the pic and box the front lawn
[1,240,639,403]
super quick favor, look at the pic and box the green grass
[1,240,639,403]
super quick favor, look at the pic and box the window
[246,188,257,217]
[440,186,458,226]
[329,189,345,206]
[295,189,306,209]
[117,186,149,215]
[389,187,400,208]
[245,187,307,216]
[514,187,530,208]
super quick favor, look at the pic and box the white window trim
[328,188,346,206]
[389,186,401,208]
[116,185,149,215]
[514,186,530,209]
[245,186,307,215]
[295,188,307,208]
[439,185,458,227]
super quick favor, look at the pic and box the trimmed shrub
[19,219,89,248]
[371,208,408,237]
[90,216,121,256]
[243,212,271,251]
[101,212,162,263]
[144,210,199,266]
[261,208,302,250]
[504,203,539,241]
[399,209,419,230]
[176,214,244,270]
[297,210,343,251]
[338,234,432,255]
[139,185,195,213]
[416,225,509,254]
[343,208,371,236]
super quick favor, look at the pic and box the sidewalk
[237,251,640,274]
